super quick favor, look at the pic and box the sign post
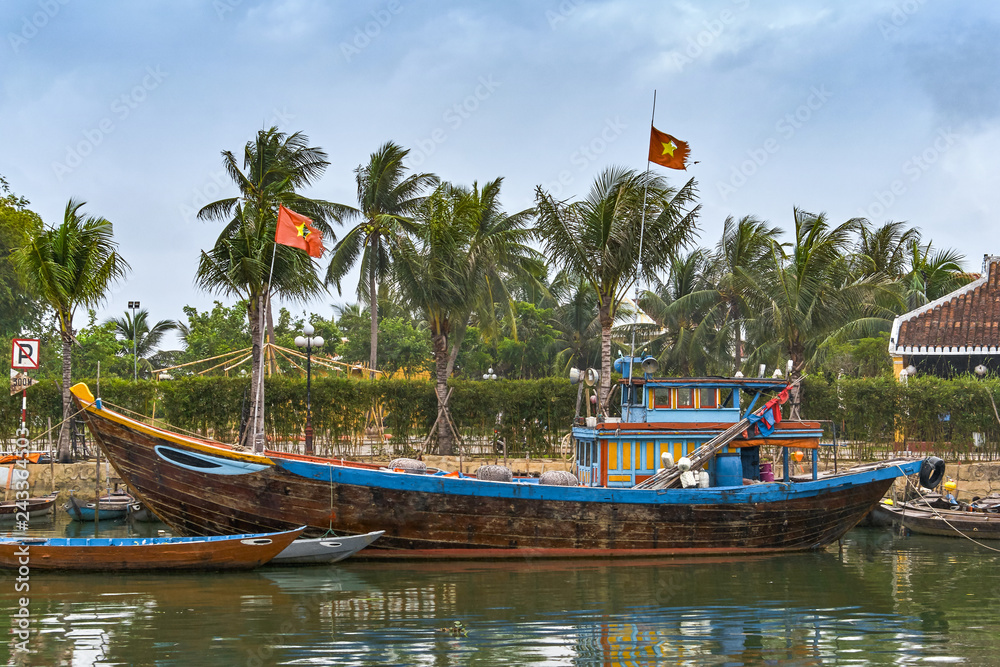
[9,339,40,521]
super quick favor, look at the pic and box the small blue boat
[64,491,134,522]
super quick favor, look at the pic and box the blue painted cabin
[571,359,824,488]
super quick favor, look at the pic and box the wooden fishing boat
[0,526,305,570]
[871,499,1000,539]
[70,381,935,559]
[272,530,384,564]
[64,490,135,522]
[0,493,59,522]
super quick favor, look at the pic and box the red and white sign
[11,339,40,370]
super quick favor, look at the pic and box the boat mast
[624,90,656,423]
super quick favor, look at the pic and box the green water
[3,513,1000,665]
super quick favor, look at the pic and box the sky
[3,0,999,350]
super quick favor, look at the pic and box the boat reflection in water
[7,530,996,665]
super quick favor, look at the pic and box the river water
[3,513,1000,666]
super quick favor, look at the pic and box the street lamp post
[128,300,140,383]
[295,324,324,456]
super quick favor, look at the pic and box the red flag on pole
[275,206,324,258]
[648,126,690,170]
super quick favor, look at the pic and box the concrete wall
[0,462,126,502]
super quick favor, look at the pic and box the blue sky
[3,0,999,347]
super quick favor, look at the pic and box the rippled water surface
[3,515,1000,665]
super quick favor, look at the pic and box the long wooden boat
[64,491,135,522]
[272,530,384,564]
[70,381,932,559]
[0,493,59,522]
[871,499,1000,539]
[0,526,305,570]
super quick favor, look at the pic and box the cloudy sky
[3,0,998,346]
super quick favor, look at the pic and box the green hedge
[801,375,1000,460]
[6,375,998,461]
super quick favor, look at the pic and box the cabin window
[646,441,655,470]
[623,442,632,470]
[609,441,619,469]
[652,387,672,408]
[677,388,694,408]
[720,388,737,409]
[699,388,718,408]
[622,384,645,407]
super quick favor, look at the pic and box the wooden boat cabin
[572,359,824,488]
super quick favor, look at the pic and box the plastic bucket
[715,454,743,487]
[760,471,775,482]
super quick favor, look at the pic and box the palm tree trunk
[246,295,266,452]
[789,355,804,420]
[432,331,454,455]
[598,299,614,415]
[57,318,73,463]
[369,260,378,380]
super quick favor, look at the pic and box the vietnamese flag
[648,126,690,170]
[275,205,324,258]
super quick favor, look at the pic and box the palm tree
[325,142,439,378]
[535,166,700,409]
[902,240,969,309]
[742,208,898,418]
[197,128,344,450]
[105,309,178,358]
[855,220,921,279]
[548,269,601,376]
[394,178,541,455]
[640,249,725,376]
[11,200,129,461]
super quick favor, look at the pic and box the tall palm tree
[394,178,541,455]
[325,142,439,378]
[535,166,700,409]
[11,200,129,461]
[742,208,898,418]
[197,128,345,450]
[105,309,178,358]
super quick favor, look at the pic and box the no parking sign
[11,339,40,370]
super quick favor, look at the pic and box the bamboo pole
[48,416,54,495]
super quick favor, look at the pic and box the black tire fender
[919,456,945,488]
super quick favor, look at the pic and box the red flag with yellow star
[275,205,324,258]
[648,126,690,170]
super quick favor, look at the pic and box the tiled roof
[889,256,1000,356]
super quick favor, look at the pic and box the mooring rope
[103,401,229,444]
[23,406,88,447]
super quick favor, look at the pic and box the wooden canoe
[871,500,1000,539]
[0,493,59,522]
[0,526,306,570]
[71,383,925,559]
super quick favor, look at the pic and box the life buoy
[919,456,945,488]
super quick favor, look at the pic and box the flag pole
[625,91,657,422]
[250,238,279,451]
